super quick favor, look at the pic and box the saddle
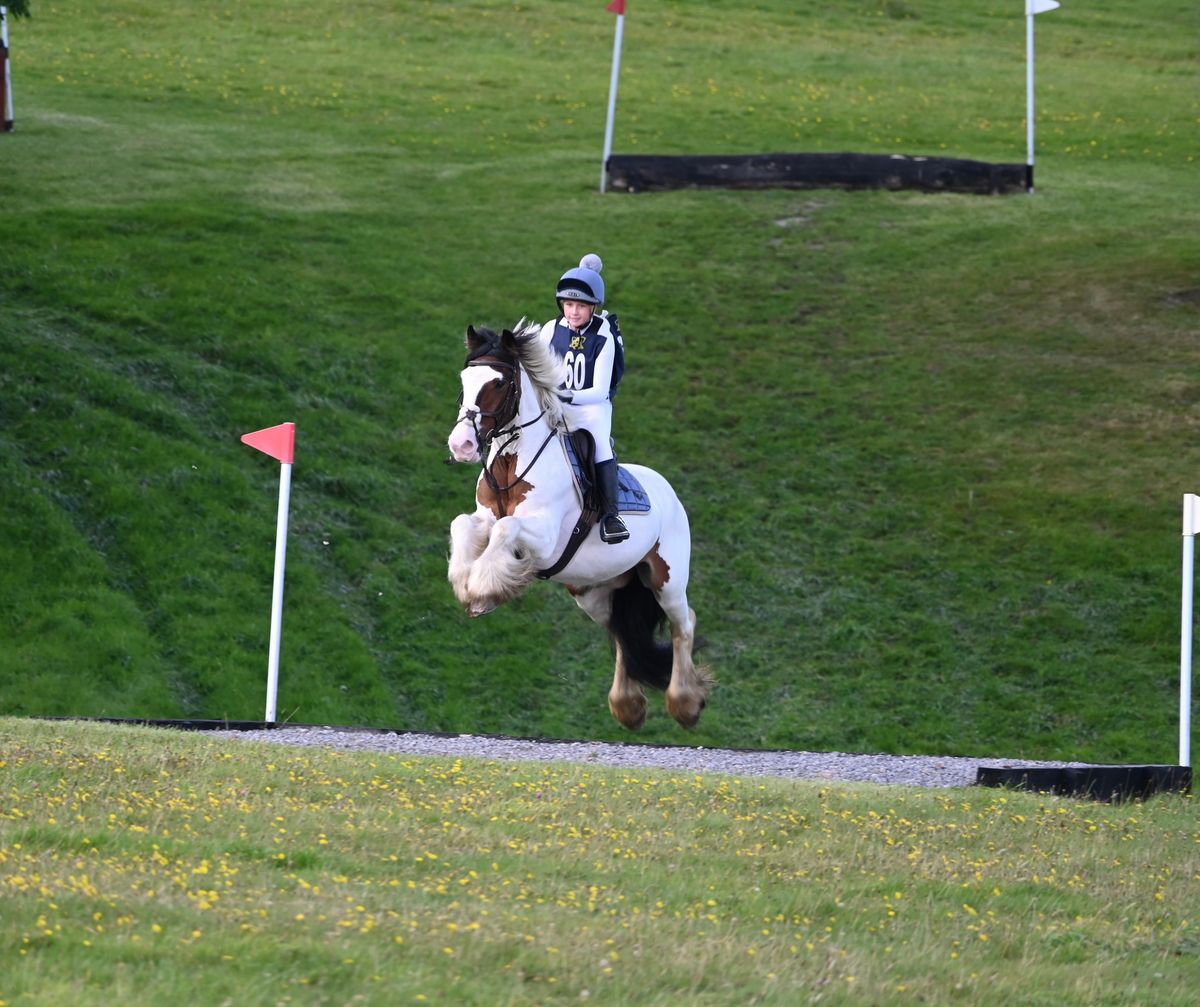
[535,430,651,580]
[563,430,651,515]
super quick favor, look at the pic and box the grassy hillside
[0,1,1196,761]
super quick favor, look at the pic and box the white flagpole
[1025,0,1061,194]
[241,421,296,724]
[600,9,625,193]
[264,460,292,723]
[1181,494,1198,767]
[2,7,14,132]
[1025,8,1035,192]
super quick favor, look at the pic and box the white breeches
[564,401,614,463]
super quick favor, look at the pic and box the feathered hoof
[609,694,647,732]
[667,692,705,731]
[468,597,499,618]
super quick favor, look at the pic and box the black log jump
[605,152,1026,195]
[976,764,1191,803]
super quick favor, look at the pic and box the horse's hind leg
[665,602,707,729]
[569,580,647,731]
[644,555,708,730]
[609,641,648,731]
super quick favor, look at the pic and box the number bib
[549,317,619,395]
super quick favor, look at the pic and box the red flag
[241,422,295,464]
[606,0,625,14]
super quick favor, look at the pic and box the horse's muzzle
[447,425,481,464]
[446,445,482,465]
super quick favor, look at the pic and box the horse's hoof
[468,599,497,618]
[666,695,704,730]
[621,710,646,732]
[609,698,647,732]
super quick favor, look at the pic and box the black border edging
[976,764,1191,803]
[606,152,1026,195]
[43,715,283,732]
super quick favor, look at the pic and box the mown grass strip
[1,719,1197,1005]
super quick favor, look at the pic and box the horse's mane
[510,318,566,427]
[471,319,564,428]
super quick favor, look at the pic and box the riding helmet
[556,253,605,306]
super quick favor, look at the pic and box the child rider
[538,253,629,544]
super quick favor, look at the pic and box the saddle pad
[563,437,651,514]
[615,467,652,513]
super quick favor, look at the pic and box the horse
[445,321,710,731]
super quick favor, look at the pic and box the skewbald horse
[446,322,710,731]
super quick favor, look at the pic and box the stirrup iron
[600,514,629,544]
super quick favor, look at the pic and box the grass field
[0,1,1197,762]
[1,718,1198,1006]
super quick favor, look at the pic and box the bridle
[457,354,521,448]
[455,347,557,512]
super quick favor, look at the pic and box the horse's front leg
[448,510,494,610]
[465,515,554,617]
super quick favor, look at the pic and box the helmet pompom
[579,253,603,273]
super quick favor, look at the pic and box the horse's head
[447,325,523,463]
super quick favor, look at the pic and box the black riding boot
[595,459,630,544]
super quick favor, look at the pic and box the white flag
[1027,0,1060,14]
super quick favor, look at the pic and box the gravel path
[212,726,1094,790]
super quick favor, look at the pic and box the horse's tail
[608,574,673,691]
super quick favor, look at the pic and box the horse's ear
[500,328,516,350]
[466,325,483,351]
